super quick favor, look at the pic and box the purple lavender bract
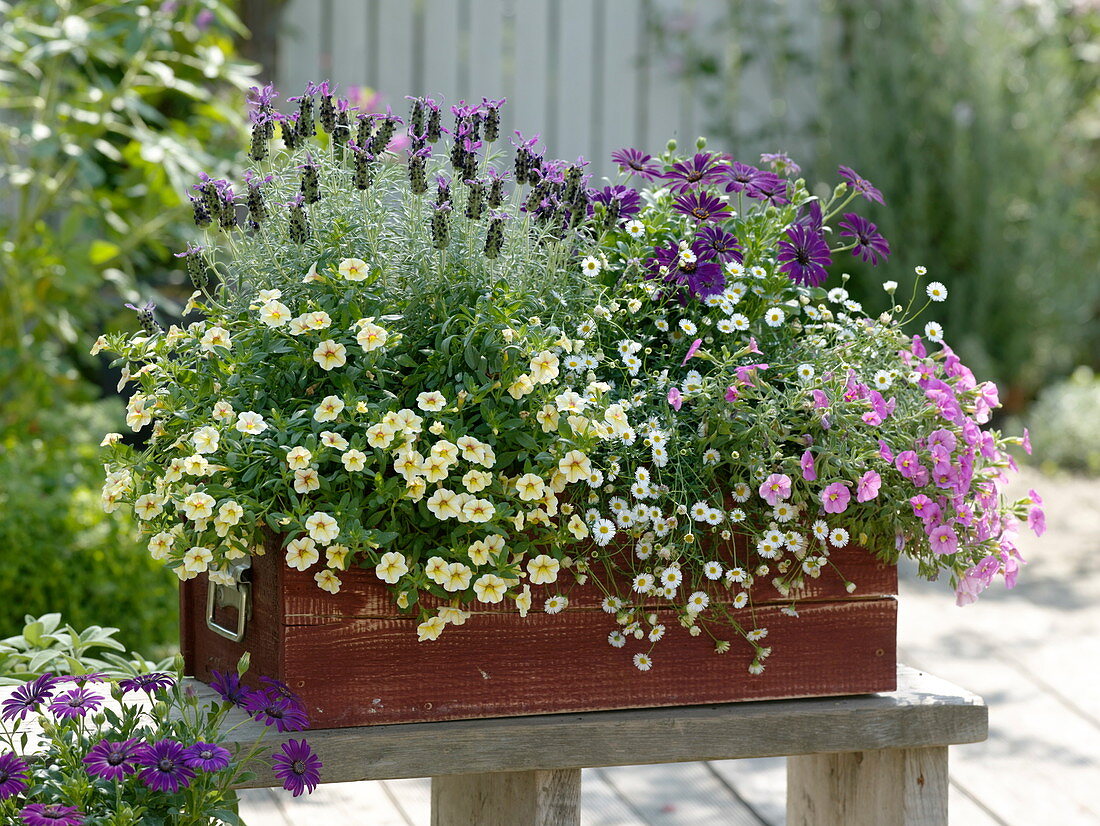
[272,739,322,797]
[776,224,832,287]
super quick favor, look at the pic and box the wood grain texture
[787,747,949,826]
[279,598,896,727]
[194,665,984,788]
[431,769,581,826]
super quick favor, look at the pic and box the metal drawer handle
[205,560,252,643]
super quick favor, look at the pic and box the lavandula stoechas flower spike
[435,174,451,207]
[333,99,352,149]
[217,184,237,230]
[424,98,442,142]
[464,177,486,221]
[512,132,539,186]
[430,202,452,249]
[483,210,508,259]
[408,144,431,195]
[348,141,377,191]
[125,300,162,336]
[355,113,374,150]
[280,112,302,151]
[318,82,336,133]
[481,98,505,143]
[189,195,211,228]
[174,245,207,290]
[244,171,272,230]
[289,82,318,139]
[287,194,310,243]
[247,83,278,161]
[407,96,426,137]
[299,155,321,204]
[486,167,509,209]
[369,111,402,156]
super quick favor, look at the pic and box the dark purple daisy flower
[647,240,726,301]
[2,674,59,721]
[83,739,148,782]
[796,200,824,233]
[138,740,195,794]
[48,689,102,721]
[839,212,891,266]
[760,152,801,177]
[610,147,662,180]
[673,190,732,222]
[118,673,175,695]
[18,803,85,826]
[587,184,642,221]
[0,753,29,800]
[183,742,232,772]
[777,224,833,287]
[209,670,254,709]
[662,152,727,192]
[245,694,310,733]
[259,677,307,712]
[745,171,790,206]
[724,161,763,194]
[272,739,322,797]
[838,165,885,205]
[696,226,743,262]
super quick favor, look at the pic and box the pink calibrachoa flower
[747,336,762,355]
[1027,488,1046,537]
[928,524,959,555]
[681,338,703,365]
[735,363,769,387]
[821,482,850,514]
[911,334,927,358]
[759,473,792,506]
[894,451,923,480]
[878,440,894,462]
[812,389,830,409]
[1022,427,1032,455]
[724,385,739,403]
[667,387,683,411]
[910,494,941,524]
[955,556,1000,606]
[856,470,881,503]
[800,450,817,481]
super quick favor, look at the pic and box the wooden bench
[214,664,986,825]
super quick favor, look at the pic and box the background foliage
[0,0,257,645]
[652,0,1100,409]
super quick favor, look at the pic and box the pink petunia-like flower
[821,482,851,514]
[681,338,703,365]
[856,470,881,503]
[878,440,894,462]
[1022,427,1032,455]
[800,450,817,482]
[759,474,792,506]
[812,389,830,409]
[894,451,923,480]
[910,494,941,524]
[928,524,959,555]
[911,334,927,358]
[667,387,683,411]
[724,385,739,403]
[1028,506,1046,537]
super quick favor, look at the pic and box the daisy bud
[695,135,707,149]
[666,138,677,152]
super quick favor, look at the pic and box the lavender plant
[98,84,1040,674]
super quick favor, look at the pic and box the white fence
[275,0,820,181]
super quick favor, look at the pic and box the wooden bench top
[194,665,985,788]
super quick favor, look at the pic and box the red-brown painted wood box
[181,541,897,729]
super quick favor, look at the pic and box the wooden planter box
[181,541,897,729]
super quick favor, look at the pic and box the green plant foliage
[0,401,179,653]
[0,0,257,426]
[0,612,173,685]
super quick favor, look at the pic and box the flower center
[690,207,710,220]
[686,170,703,182]
[292,759,307,775]
[157,758,175,772]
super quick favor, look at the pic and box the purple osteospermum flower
[724,161,763,194]
[183,742,232,772]
[696,225,742,262]
[796,200,823,234]
[0,753,29,800]
[18,804,85,826]
[587,185,642,221]
[610,147,662,180]
[272,739,322,797]
[2,674,59,721]
[838,165,885,204]
[138,740,195,794]
[118,673,175,695]
[673,190,732,222]
[776,224,832,287]
[48,689,102,720]
[663,152,727,192]
[760,152,801,177]
[246,694,309,732]
[259,677,308,714]
[83,739,148,782]
[647,240,725,301]
[745,171,789,206]
[209,670,254,709]
[838,212,891,266]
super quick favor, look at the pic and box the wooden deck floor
[240,469,1100,825]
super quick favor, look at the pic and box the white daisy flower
[924,321,944,342]
[633,652,653,671]
[873,370,893,390]
[796,363,815,381]
[608,630,627,648]
[764,307,785,327]
[592,518,617,546]
[581,256,602,276]
[829,527,850,547]
[703,561,723,580]
[625,219,645,238]
[926,281,948,302]
[827,287,849,303]
[678,319,697,335]
[729,313,750,331]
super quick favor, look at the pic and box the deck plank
[597,761,766,826]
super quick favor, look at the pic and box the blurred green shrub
[1026,366,1100,475]
[0,612,174,685]
[0,0,256,425]
[0,401,178,653]
[652,0,1100,406]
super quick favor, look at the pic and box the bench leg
[430,768,581,826]
[787,747,948,826]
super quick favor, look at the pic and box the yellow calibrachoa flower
[325,544,349,570]
[604,403,631,435]
[285,536,319,571]
[148,532,174,560]
[527,554,560,585]
[473,573,506,603]
[191,426,219,454]
[286,446,312,470]
[218,500,244,525]
[426,488,461,519]
[312,339,347,371]
[314,395,345,422]
[133,493,164,520]
[393,449,425,481]
[234,411,267,435]
[430,439,458,462]
[515,584,532,617]
[315,569,342,594]
[484,534,507,555]
[211,400,234,422]
[558,449,592,484]
[441,561,473,592]
[515,473,545,502]
[461,469,491,492]
[355,318,388,352]
[375,551,409,584]
[259,300,291,327]
[462,497,495,523]
[467,540,491,565]
[182,546,213,573]
[305,511,340,544]
[293,467,320,494]
[181,491,215,521]
[424,556,448,584]
[437,606,470,625]
[456,435,483,461]
[366,422,397,449]
[200,326,232,352]
[339,257,368,281]
[417,615,446,642]
[341,448,367,472]
[507,373,535,399]
[536,405,559,433]
[529,350,560,384]
[416,390,447,412]
[567,514,590,539]
[422,455,451,483]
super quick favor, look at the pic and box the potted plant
[97,84,1041,727]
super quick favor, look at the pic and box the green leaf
[21,621,43,647]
